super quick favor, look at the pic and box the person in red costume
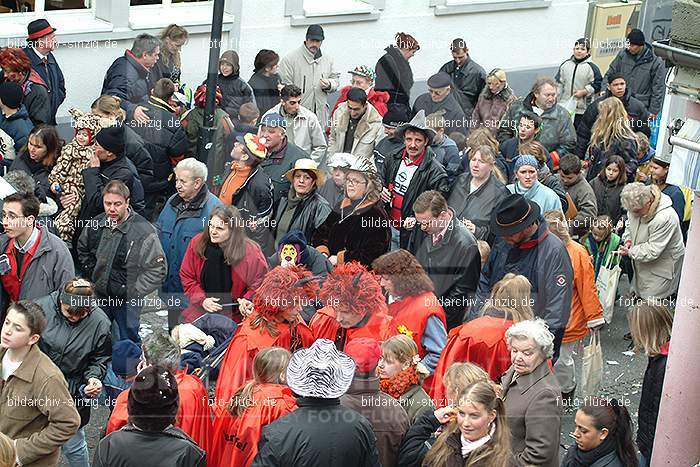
[310,261,393,351]
[430,273,534,403]
[214,264,316,407]
[106,332,212,453]
[372,249,447,389]
[210,347,296,467]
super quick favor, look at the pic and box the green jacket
[181,107,234,189]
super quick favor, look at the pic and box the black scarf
[568,434,617,466]
[200,243,234,312]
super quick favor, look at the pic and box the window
[130,0,208,7]
[0,0,89,14]
[285,0,383,25]
[431,0,551,16]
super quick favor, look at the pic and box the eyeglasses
[345,178,367,187]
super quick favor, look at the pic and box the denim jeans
[103,301,142,343]
[62,427,89,467]
[390,226,401,251]
[639,453,649,467]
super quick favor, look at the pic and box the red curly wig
[253,265,318,317]
[320,261,387,315]
[0,48,31,73]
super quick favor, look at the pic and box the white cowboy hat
[286,339,356,398]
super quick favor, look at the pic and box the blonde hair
[627,302,673,356]
[443,362,490,404]
[424,382,511,467]
[590,97,636,150]
[518,140,548,165]
[470,145,506,183]
[381,334,429,382]
[477,240,491,269]
[467,128,500,155]
[0,432,15,467]
[483,273,534,323]
[159,24,188,69]
[544,210,571,243]
[91,95,127,123]
[229,347,291,416]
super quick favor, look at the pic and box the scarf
[461,422,496,457]
[379,366,419,399]
[568,433,617,466]
[200,243,234,312]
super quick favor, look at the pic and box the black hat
[382,103,411,128]
[490,194,541,237]
[0,82,23,110]
[427,72,452,89]
[95,125,125,155]
[627,29,645,46]
[127,365,179,430]
[306,24,325,41]
[27,19,56,41]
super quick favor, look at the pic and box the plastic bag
[581,330,603,397]
[562,97,577,123]
[596,251,621,323]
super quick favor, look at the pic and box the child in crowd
[634,132,654,182]
[217,50,255,120]
[589,155,627,226]
[581,215,621,281]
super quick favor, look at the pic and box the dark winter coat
[373,134,404,177]
[563,174,598,237]
[181,107,234,188]
[379,146,450,248]
[539,165,570,213]
[94,424,206,467]
[408,214,481,330]
[227,165,275,252]
[9,151,53,203]
[17,70,51,126]
[439,58,487,117]
[77,211,167,299]
[605,43,666,115]
[152,53,181,84]
[497,92,577,155]
[79,155,145,220]
[448,171,510,244]
[128,96,187,193]
[0,106,33,152]
[561,447,626,467]
[585,136,638,181]
[248,71,282,116]
[471,85,517,135]
[252,397,380,467]
[259,139,308,204]
[397,408,442,467]
[123,126,155,192]
[576,89,650,157]
[215,72,254,120]
[23,47,66,124]
[413,91,468,136]
[273,191,331,248]
[590,176,625,224]
[375,46,414,108]
[637,346,669,459]
[101,50,156,119]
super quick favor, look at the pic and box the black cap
[306,24,325,41]
[627,28,645,46]
[0,82,23,109]
[95,125,126,156]
[427,72,451,89]
[490,194,541,237]
[382,103,411,128]
[27,19,56,41]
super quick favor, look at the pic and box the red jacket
[387,292,446,358]
[430,316,513,405]
[214,317,314,408]
[210,384,297,467]
[106,371,212,452]
[180,235,268,322]
[563,241,604,343]
[310,306,393,350]
[327,86,389,135]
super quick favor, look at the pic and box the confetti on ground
[156,310,169,317]
[607,360,620,365]
[622,351,635,356]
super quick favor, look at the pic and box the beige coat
[263,103,327,163]
[0,345,80,467]
[327,102,384,164]
[622,189,685,299]
[501,361,562,467]
[279,44,339,129]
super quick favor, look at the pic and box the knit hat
[344,338,381,373]
[513,154,539,172]
[112,340,142,378]
[627,29,645,46]
[194,84,222,108]
[348,65,375,83]
[95,125,125,155]
[0,82,23,110]
[127,365,179,430]
[320,261,386,316]
[382,103,411,128]
[236,133,267,160]
[286,339,355,398]
[306,24,325,41]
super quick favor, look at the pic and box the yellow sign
[587,1,642,73]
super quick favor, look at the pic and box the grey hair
[175,158,208,182]
[620,182,654,213]
[3,171,36,194]
[131,33,161,58]
[505,317,555,359]
[142,332,181,372]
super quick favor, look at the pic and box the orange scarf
[219,163,252,205]
[379,366,419,399]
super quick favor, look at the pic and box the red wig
[0,48,31,73]
[194,84,222,108]
[253,265,317,317]
[320,261,387,316]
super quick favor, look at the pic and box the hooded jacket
[555,55,603,114]
[439,57,487,117]
[216,50,255,119]
[562,173,598,237]
[471,85,517,135]
[375,45,414,108]
[79,153,146,220]
[0,105,33,152]
[605,43,666,115]
[327,101,384,163]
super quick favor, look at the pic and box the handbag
[581,330,603,397]
[596,250,621,324]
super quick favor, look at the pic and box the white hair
[175,158,208,182]
[505,317,555,359]
[620,182,654,213]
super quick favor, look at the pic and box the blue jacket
[23,47,66,124]
[157,185,222,294]
[0,106,33,152]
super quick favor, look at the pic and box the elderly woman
[448,145,509,244]
[620,182,685,300]
[312,154,391,268]
[501,318,562,467]
[507,154,562,213]
[470,68,517,136]
[273,158,331,247]
[0,47,51,125]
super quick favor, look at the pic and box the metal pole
[196,0,226,163]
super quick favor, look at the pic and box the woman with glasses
[470,68,517,136]
[312,154,390,268]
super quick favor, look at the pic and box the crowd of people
[0,16,686,467]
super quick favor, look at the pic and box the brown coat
[340,375,411,467]
[0,345,80,467]
[470,86,517,135]
[501,361,562,467]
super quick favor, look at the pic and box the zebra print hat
[286,339,356,398]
